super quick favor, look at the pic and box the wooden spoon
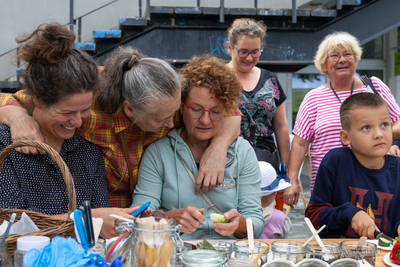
[160,241,175,267]
[144,247,157,267]
[136,243,146,267]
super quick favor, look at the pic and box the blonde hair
[314,31,362,76]
[227,18,267,48]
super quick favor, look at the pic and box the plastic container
[233,240,269,266]
[182,250,224,266]
[14,236,50,267]
[271,240,308,263]
[329,258,360,267]
[307,240,341,264]
[340,240,377,266]
[296,258,330,267]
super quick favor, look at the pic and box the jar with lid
[271,240,308,263]
[14,236,50,267]
[226,258,257,267]
[182,250,224,266]
[0,242,13,267]
[132,217,184,267]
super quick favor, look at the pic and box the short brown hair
[179,55,242,111]
[340,92,388,130]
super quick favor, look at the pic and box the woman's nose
[199,111,212,124]
[164,116,174,128]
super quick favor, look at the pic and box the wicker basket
[0,140,77,256]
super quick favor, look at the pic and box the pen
[83,200,95,247]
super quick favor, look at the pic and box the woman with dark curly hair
[132,55,264,239]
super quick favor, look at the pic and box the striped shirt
[293,77,400,191]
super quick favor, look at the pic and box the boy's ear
[340,129,351,146]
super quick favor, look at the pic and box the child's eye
[362,126,370,131]
[381,123,389,128]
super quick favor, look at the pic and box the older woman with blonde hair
[284,31,400,207]
[132,55,264,239]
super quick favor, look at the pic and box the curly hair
[227,18,267,49]
[179,55,242,112]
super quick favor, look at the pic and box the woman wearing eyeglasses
[284,31,400,208]
[132,55,264,239]
[226,18,290,211]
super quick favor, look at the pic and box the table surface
[258,239,389,266]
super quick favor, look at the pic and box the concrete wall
[0,0,310,81]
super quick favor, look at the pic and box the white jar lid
[16,236,50,251]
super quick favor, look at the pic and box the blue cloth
[24,237,123,267]
[305,147,400,238]
[0,126,110,215]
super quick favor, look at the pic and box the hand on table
[195,147,226,194]
[351,210,379,239]
[166,206,205,234]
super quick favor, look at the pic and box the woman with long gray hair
[0,27,241,218]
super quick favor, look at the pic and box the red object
[390,240,400,265]
[275,192,284,211]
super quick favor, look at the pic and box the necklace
[330,79,355,103]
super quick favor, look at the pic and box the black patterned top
[0,126,110,215]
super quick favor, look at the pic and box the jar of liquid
[14,236,50,267]
[271,240,308,264]
[182,250,224,267]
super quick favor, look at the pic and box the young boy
[259,161,292,239]
[305,92,400,239]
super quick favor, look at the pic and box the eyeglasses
[326,52,355,63]
[233,46,263,58]
[183,100,224,121]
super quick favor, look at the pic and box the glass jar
[271,240,308,263]
[307,240,341,264]
[90,239,107,261]
[340,240,377,266]
[261,259,296,267]
[233,241,269,266]
[0,242,13,267]
[114,220,133,236]
[182,250,224,266]
[226,258,257,267]
[296,258,330,267]
[106,231,134,265]
[197,240,233,261]
[330,258,360,267]
[132,217,183,267]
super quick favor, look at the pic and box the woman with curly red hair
[132,55,264,239]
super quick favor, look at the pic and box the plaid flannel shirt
[0,91,241,208]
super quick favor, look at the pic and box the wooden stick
[109,214,134,223]
[302,225,326,247]
[246,218,254,254]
